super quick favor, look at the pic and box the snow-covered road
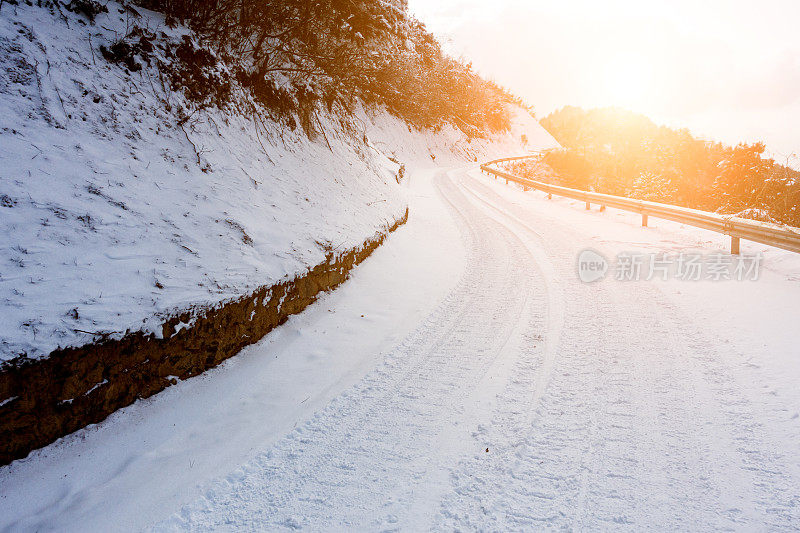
[2,165,800,531]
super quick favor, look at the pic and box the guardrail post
[600,205,606,212]
[731,236,740,255]
[505,178,508,185]
[547,193,552,200]
[585,201,590,210]
[642,214,648,227]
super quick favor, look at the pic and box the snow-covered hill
[0,1,558,361]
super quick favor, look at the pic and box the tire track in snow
[152,165,799,531]
[152,169,554,531]
[468,171,800,528]
[435,170,799,530]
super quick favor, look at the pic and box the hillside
[0,0,557,362]
[539,106,800,226]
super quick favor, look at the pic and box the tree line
[101,0,517,136]
[535,106,800,226]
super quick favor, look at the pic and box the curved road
[155,167,800,530]
[2,165,799,531]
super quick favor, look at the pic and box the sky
[408,0,800,164]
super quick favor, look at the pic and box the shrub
[122,0,514,134]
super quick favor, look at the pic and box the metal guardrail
[481,154,800,255]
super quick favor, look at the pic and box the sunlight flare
[600,52,656,109]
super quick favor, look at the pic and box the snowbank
[0,1,557,361]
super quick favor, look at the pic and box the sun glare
[600,53,655,110]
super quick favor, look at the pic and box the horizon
[408,0,800,166]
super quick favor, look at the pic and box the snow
[3,4,797,531]
[0,167,468,531]
[0,1,554,361]
[0,396,17,408]
[1,162,798,531]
